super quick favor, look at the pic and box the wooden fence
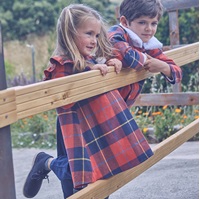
[0,38,199,198]
[0,0,199,198]
[0,42,199,128]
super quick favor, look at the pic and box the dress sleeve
[108,26,146,71]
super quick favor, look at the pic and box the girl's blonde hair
[53,4,113,72]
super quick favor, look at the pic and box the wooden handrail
[161,0,199,11]
[134,92,199,106]
[0,42,199,128]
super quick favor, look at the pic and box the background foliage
[1,0,198,43]
[0,0,118,40]
[1,0,199,147]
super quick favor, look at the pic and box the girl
[23,4,153,199]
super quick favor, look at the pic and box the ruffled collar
[120,24,163,50]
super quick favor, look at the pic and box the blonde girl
[23,4,153,199]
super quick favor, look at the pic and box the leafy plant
[0,0,117,41]
[11,110,57,148]
[5,60,15,79]
[131,105,199,143]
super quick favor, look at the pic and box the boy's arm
[146,49,182,84]
[108,26,146,71]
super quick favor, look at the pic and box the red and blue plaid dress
[44,56,153,188]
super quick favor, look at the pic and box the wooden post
[0,23,16,199]
[168,10,182,92]
[168,10,180,47]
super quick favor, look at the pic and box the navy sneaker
[23,152,53,198]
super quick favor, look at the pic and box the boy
[108,0,182,108]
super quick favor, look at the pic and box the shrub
[11,110,57,148]
[131,105,199,143]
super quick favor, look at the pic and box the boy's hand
[106,58,122,74]
[92,64,109,76]
[144,54,172,77]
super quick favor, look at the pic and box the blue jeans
[50,118,73,198]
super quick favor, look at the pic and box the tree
[156,7,199,45]
[0,0,117,40]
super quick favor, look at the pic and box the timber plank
[178,57,199,66]
[173,54,199,66]
[0,101,16,115]
[16,69,132,104]
[17,69,154,117]
[161,0,199,11]
[0,111,17,128]
[134,92,199,106]
[164,42,198,57]
[0,89,15,105]
[164,43,199,66]
[15,68,115,95]
[0,43,199,127]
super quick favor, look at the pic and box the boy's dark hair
[120,0,163,23]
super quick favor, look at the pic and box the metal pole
[0,22,16,199]
[31,45,36,83]
[26,44,36,83]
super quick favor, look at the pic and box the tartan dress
[44,56,153,188]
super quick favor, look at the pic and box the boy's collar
[119,24,163,50]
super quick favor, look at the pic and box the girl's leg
[55,118,74,198]
[23,119,73,199]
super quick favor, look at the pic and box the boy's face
[122,15,159,43]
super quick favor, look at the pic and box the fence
[0,38,199,198]
[0,0,199,197]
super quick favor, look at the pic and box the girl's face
[74,18,101,57]
[126,15,158,43]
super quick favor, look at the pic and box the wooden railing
[0,42,199,199]
[1,1,199,198]
[0,42,199,128]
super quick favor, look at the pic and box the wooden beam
[68,119,199,199]
[114,0,199,19]
[133,92,199,106]
[164,42,199,65]
[0,43,199,127]
[161,0,199,12]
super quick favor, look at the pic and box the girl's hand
[106,58,122,74]
[91,64,109,76]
